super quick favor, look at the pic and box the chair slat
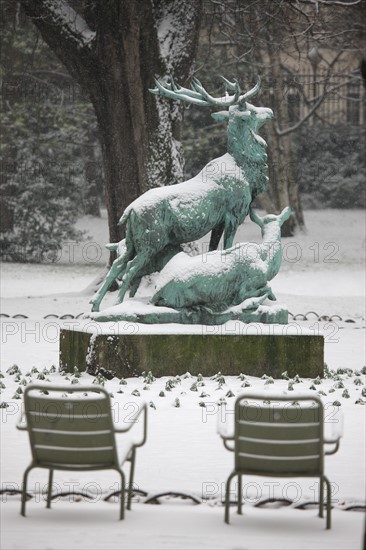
[236,453,321,474]
[26,395,110,416]
[26,411,112,432]
[238,403,320,424]
[31,429,114,449]
[237,438,320,458]
[33,446,115,466]
[237,422,320,441]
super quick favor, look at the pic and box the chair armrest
[217,408,235,452]
[222,438,235,452]
[218,427,234,441]
[16,414,27,431]
[324,407,343,455]
[114,402,147,447]
[324,437,341,455]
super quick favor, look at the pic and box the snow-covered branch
[46,0,95,48]
[20,0,96,82]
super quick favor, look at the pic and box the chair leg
[118,470,126,520]
[21,465,34,517]
[323,475,332,529]
[225,472,236,524]
[46,469,54,509]
[319,475,324,518]
[127,448,136,511]
[237,474,243,515]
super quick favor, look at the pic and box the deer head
[149,76,273,167]
[250,207,292,235]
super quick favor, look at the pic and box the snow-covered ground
[0,209,365,550]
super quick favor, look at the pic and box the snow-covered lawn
[0,210,365,549]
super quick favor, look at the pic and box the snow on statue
[90,207,290,325]
[152,207,291,310]
[90,77,273,311]
[89,76,290,324]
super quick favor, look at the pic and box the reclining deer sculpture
[151,207,291,313]
[90,77,273,312]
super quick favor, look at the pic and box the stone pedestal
[59,324,324,378]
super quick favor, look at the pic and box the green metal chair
[17,384,147,520]
[218,393,342,529]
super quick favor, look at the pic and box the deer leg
[237,283,275,306]
[223,216,238,249]
[90,250,133,312]
[265,284,276,301]
[128,245,182,298]
[90,260,125,312]
[209,221,225,251]
[243,284,274,300]
[117,255,151,304]
[250,284,276,301]
[128,275,143,298]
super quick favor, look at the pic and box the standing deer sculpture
[90,77,273,312]
[151,207,291,312]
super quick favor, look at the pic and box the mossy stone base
[59,329,324,378]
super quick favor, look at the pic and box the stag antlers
[149,76,261,107]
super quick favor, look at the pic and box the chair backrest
[234,394,324,476]
[23,385,118,470]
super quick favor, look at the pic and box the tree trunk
[0,200,14,232]
[266,51,305,236]
[244,24,305,235]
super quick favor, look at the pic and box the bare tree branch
[274,51,346,136]
[297,0,363,6]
